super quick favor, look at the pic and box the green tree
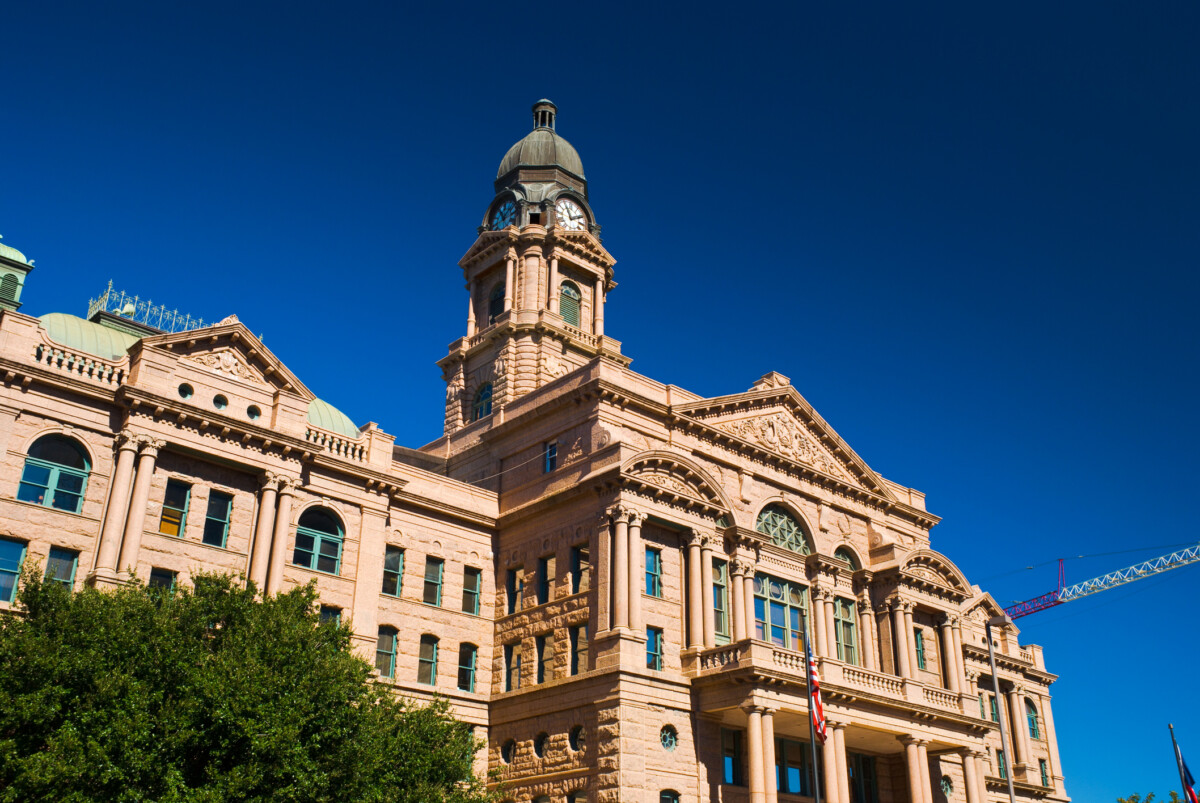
[0,572,494,803]
[1118,793,1184,803]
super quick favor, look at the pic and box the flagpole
[801,609,823,803]
[1170,724,1189,802]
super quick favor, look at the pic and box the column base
[87,569,127,589]
[593,627,649,671]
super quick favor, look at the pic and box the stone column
[548,256,560,312]
[892,601,911,678]
[823,725,840,803]
[248,473,279,590]
[744,571,757,639]
[466,279,476,335]
[266,479,297,596]
[812,589,828,658]
[593,277,604,337]
[762,708,778,803]
[117,437,163,576]
[701,535,717,649]
[746,706,766,803]
[858,594,877,670]
[628,511,644,632]
[941,616,961,692]
[833,724,850,803]
[731,559,748,641]
[961,748,982,803]
[824,591,838,659]
[597,511,612,630]
[916,740,933,803]
[974,750,991,802]
[686,531,704,649]
[95,432,138,574]
[351,507,388,660]
[612,507,629,629]
[900,737,923,803]
[1009,687,1029,770]
[503,257,514,311]
[1041,692,1064,785]
[904,604,919,677]
[951,617,967,692]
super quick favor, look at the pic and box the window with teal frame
[1026,699,1040,738]
[44,547,78,590]
[559,281,582,327]
[647,626,664,670]
[914,628,926,670]
[753,573,811,650]
[202,491,233,547]
[1039,758,1050,787]
[17,435,90,514]
[148,567,176,591]
[833,597,858,665]
[722,728,743,785]
[292,508,344,574]
[659,791,680,803]
[423,557,444,606]
[417,634,438,685]
[755,504,811,554]
[462,566,481,614]
[159,480,191,537]
[382,545,404,596]
[990,694,1000,722]
[472,383,493,421]
[645,547,663,597]
[849,752,880,803]
[0,538,25,602]
[713,559,729,643]
[776,737,816,795]
[375,626,397,677]
[457,643,477,692]
[996,749,1007,779]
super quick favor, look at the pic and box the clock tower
[438,100,628,435]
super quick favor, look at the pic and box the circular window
[940,776,953,796]
[534,731,549,758]
[500,738,516,763]
[213,394,228,410]
[569,725,585,752]
[660,725,678,751]
[178,383,194,399]
[247,405,262,420]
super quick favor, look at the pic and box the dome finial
[532,99,557,131]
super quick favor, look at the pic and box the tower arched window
[18,434,90,514]
[660,792,681,803]
[488,282,506,324]
[1026,699,1040,739]
[834,547,860,570]
[292,508,344,574]
[755,504,811,555]
[559,281,582,327]
[472,383,493,421]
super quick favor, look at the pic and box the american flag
[1173,729,1199,803]
[806,640,827,745]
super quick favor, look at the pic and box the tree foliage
[1118,793,1184,803]
[0,572,493,803]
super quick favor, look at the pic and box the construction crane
[1002,541,1200,619]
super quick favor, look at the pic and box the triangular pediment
[673,377,894,500]
[962,591,1021,636]
[136,320,314,400]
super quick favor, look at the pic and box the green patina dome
[0,240,28,265]
[38,313,140,361]
[306,398,360,439]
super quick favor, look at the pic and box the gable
[621,452,731,517]
[901,549,972,597]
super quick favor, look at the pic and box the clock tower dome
[438,101,628,435]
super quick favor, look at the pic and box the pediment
[137,320,314,400]
[901,549,972,597]
[622,452,731,515]
[963,592,1020,634]
[674,383,893,499]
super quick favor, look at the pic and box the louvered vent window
[559,281,582,327]
[0,275,17,301]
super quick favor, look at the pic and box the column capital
[115,429,141,450]
[136,435,165,456]
[686,529,704,548]
[940,613,959,627]
[700,531,721,550]
[731,557,754,578]
[897,734,929,747]
[277,476,301,495]
[625,508,646,526]
[260,470,280,490]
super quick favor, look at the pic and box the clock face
[491,201,517,230]
[555,199,587,231]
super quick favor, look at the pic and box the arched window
[18,434,90,513]
[660,791,681,803]
[755,504,810,555]
[488,282,506,324]
[292,508,344,574]
[559,281,582,327]
[418,634,438,685]
[0,274,18,301]
[833,547,860,570]
[1026,699,1040,739]
[375,626,397,677]
[472,383,493,421]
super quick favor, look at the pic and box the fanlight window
[559,281,582,328]
[472,383,493,421]
[18,435,90,514]
[292,508,344,574]
[756,504,810,554]
[834,547,860,570]
[488,283,506,324]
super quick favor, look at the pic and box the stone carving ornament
[184,349,264,385]
[714,413,845,479]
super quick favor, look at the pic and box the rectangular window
[202,491,233,547]
[777,738,814,795]
[990,694,1000,723]
[158,479,191,537]
[375,627,396,677]
[537,555,553,605]
[834,597,858,665]
[44,546,78,590]
[506,567,524,614]
[979,692,986,719]
[996,749,1007,779]
[753,574,809,650]
[457,643,477,692]
[721,728,744,786]
[645,547,663,597]
[422,557,444,606]
[148,567,176,591]
[849,752,879,803]
[417,635,438,685]
[536,633,553,684]
[570,545,590,594]
[462,566,482,614]
[382,545,404,597]
[914,628,926,670]
[647,626,664,670]
[713,559,729,643]
[543,441,557,472]
[1039,758,1050,787]
[318,605,341,626]
[504,642,522,691]
[0,538,25,603]
[570,623,588,675]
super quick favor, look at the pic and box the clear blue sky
[4,2,1198,798]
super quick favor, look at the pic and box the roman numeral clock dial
[554,198,586,231]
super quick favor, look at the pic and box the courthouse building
[0,100,1068,803]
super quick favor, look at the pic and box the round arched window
[834,547,860,570]
[533,731,549,757]
[755,504,810,554]
[569,725,585,752]
[500,738,516,764]
[472,384,493,421]
[293,508,344,574]
[660,725,678,751]
[18,434,91,513]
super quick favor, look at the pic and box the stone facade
[0,101,1067,803]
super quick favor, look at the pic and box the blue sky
[3,2,1199,798]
